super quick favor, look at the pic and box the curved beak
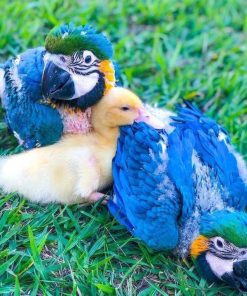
[42,61,75,100]
[222,260,247,292]
[135,108,165,129]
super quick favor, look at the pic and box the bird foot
[88,192,109,205]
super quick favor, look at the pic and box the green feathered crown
[45,23,113,60]
[201,210,247,248]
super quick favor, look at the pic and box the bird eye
[216,239,224,249]
[240,250,246,256]
[82,50,97,65]
[60,56,66,63]
[121,106,130,111]
[84,55,92,64]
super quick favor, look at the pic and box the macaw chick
[108,102,247,291]
[0,23,119,149]
[0,87,159,204]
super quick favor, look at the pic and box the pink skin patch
[89,192,109,204]
[57,106,92,134]
[135,108,165,129]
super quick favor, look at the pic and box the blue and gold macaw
[0,23,119,149]
[108,102,247,291]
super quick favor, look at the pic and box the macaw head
[190,210,247,291]
[42,23,116,109]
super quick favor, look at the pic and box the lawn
[0,0,246,295]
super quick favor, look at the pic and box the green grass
[0,0,246,295]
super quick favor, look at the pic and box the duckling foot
[88,192,109,205]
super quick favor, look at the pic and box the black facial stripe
[210,250,238,260]
[209,241,243,260]
[69,69,102,76]
[70,56,100,67]
[68,66,98,75]
[67,63,100,75]
[72,52,83,60]
[80,69,101,75]
[71,56,80,63]
[69,63,99,71]
[73,69,98,75]
[69,65,91,71]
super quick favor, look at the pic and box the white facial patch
[0,68,5,100]
[44,52,100,99]
[206,252,234,278]
[71,72,99,99]
[44,52,65,70]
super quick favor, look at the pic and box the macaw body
[0,24,118,149]
[108,102,247,291]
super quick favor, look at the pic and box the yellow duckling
[0,87,161,204]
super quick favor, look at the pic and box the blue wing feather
[171,101,247,210]
[108,122,180,251]
[167,128,195,223]
[3,48,63,148]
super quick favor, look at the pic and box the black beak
[222,260,247,292]
[42,61,75,100]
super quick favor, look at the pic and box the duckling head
[92,87,164,128]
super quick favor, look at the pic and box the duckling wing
[108,122,180,251]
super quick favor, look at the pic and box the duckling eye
[121,106,130,111]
